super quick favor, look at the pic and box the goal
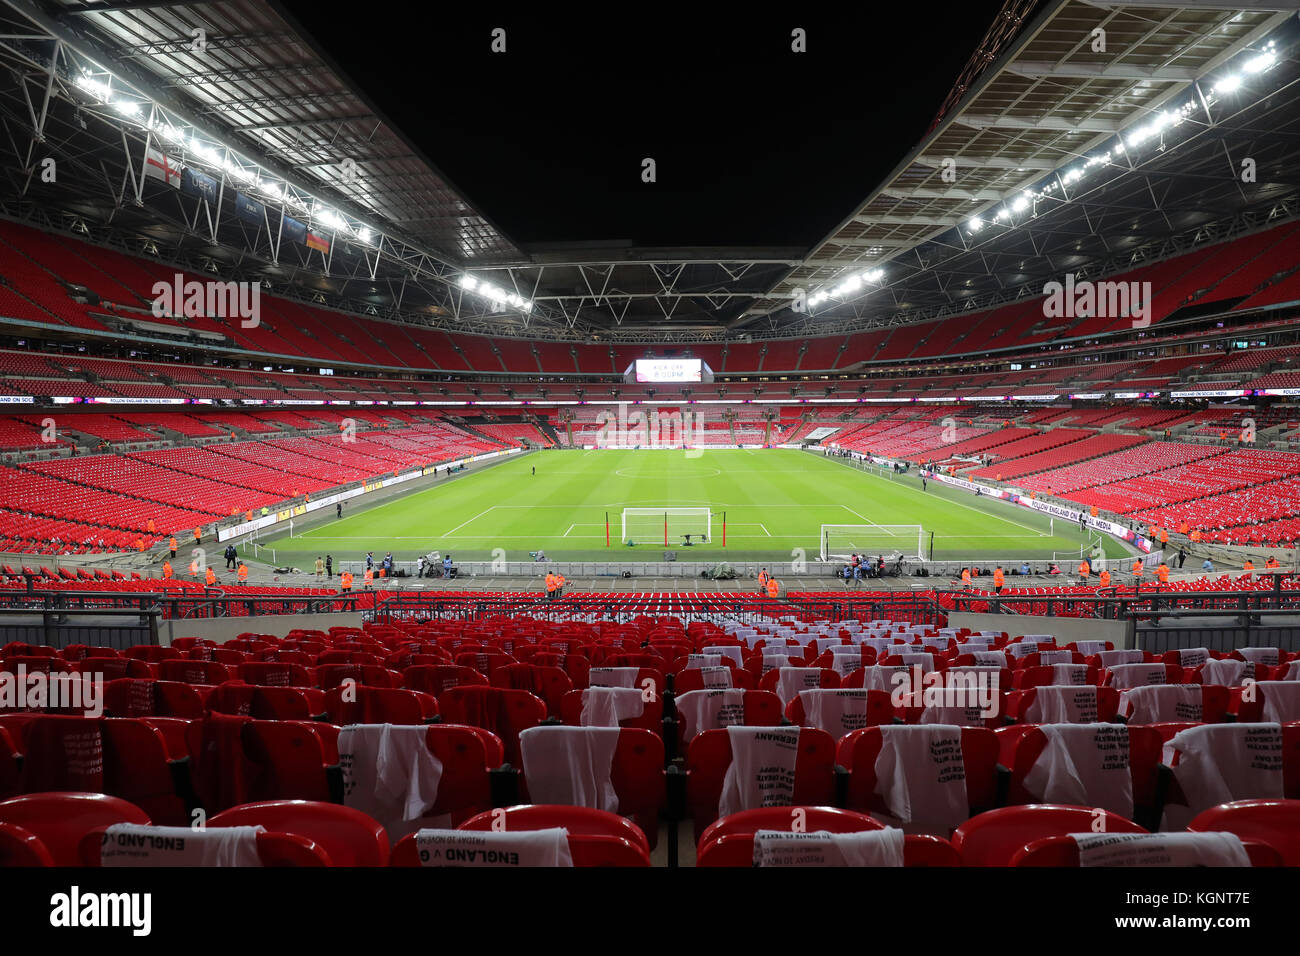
[820,524,924,562]
[622,507,712,546]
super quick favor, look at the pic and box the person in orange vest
[996,473,1002,482]
[1098,568,1111,587]
[757,568,770,594]
[135,537,145,552]
[363,567,375,589]
[1131,559,1144,578]
[544,571,555,600]
[204,567,216,586]
[993,566,1005,593]
[1190,529,1202,543]
[188,559,199,578]
[1159,528,1169,546]
[1078,560,1090,583]
[146,519,156,535]
[161,560,172,580]
[246,510,254,521]
[1266,556,1280,569]
[961,568,971,588]
[340,570,354,592]
[1157,562,1170,584]
[1090,506,1098,518]
[1178,521,1190,535]
[766,575,780,599]
[971,566,979,578]
[193,527,202,545]
[237,562,248,583]
[556,572,567,598]
[168,536,178,558]
[1243,559,1255,572]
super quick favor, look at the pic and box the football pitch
[261,448,1129,566]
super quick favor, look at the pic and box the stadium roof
[0,0,1297,343]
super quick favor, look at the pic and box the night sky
[275,2,1010,252]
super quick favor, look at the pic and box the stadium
[0,0,1298,905]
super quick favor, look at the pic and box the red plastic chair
[1187,799,1300,866]
[438,686,547,767]
[492,664,575,717]
[210,800,389,866]
[518,727,665,849]
[784,689,896,730]
[1003,686,1121,723]
[157,659,231,685]
[697,828,959,866]
[684,728,836,843]
[401,665,488,696]
[699,805,880,853]
[952,805,1147,866]
[322,686,437,725]
[101,679,204,719]
[1010,832,1282,867]
[0,792,150,865]
[837,726,1001,828]
[672,689,784,748]
[558,688,664,734]
[389,827,648,867]
[0,821,54,866]
[184,716,334,814]
[673,666,754,693]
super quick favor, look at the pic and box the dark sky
[274,2,1009,252]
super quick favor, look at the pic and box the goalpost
[820,524,925,562]
[621,507,712,546]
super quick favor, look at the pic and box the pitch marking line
[443,505,497,536]
[841,506,888,532]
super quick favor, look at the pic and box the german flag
[306,231,330,253]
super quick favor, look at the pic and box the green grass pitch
[260,448,1128,566]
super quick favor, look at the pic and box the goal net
[622,507,712,546]
[820,524,924,562]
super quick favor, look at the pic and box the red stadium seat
[952,805,1147,866]
[0,792,150,865]
[437,686,547,766]
[209,800,389,866]
[1187,799,1300,865]
[684,727,836,842]
[0,821,55,866]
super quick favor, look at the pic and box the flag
[306,231,330,254]
[235,192,265,225]
[281,215,306,245]
[144,146,182,188]
[181,167,218,204]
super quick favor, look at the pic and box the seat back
[1188,798,1300,866]
[837,726,1001,827]
[952,805,1147,866]
[0,792,150,865]
[209,800,389,866]
[684,727,836,843]
[438,686,547,766]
